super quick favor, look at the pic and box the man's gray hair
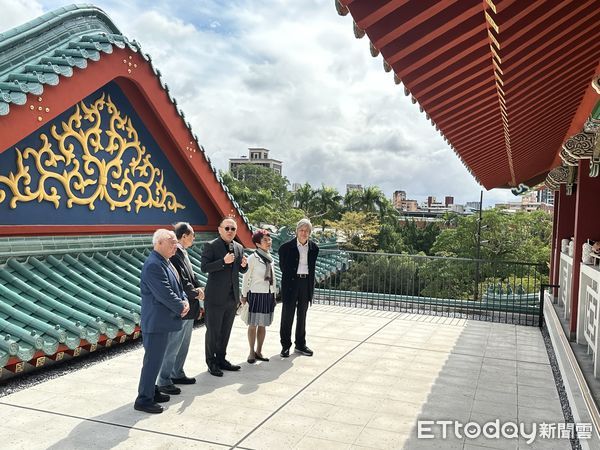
[152,228,176,246]
[296,218,313,233]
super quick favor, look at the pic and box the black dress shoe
[294,346,313,356]
[219,359,241,371]
[172,376,196,385]
[280,347,290,358]
[154,391,170,403]
[255,353,269,362]
[158,384,181,395]
[134,402,164,414]
[208,364,223,377]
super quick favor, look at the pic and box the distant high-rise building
[229,148,282,175]
[393,190,407,208]
[346,184,363,193]
[400,199,419,212]
[427,196,436,207]
[466,201,480,210]
[537,187,555,206]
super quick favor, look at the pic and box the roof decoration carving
[545,165,577,195]
[0,93,185,212]
[559,147,580,167]
[510,183,529,196]
[593,74,600,95]
[562,130,600,177]
[545,166,569,191]
[0,4,250,228]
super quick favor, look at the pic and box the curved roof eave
[335,0,600,190]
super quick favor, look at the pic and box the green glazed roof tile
[0,232,345,370]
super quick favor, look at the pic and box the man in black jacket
[156,222,204,394]
[201,217,248,376]
[279,218,319,357]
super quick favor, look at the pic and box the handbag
[239,301,249,325]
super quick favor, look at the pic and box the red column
[570,161,600,335]
[553,185,576,296]
[549,189,559,295]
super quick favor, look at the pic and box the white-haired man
[278,218,319,357]
[135,229,189,414]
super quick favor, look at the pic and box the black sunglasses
[222,226,236,231]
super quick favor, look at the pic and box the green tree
[327,211,380,251]
[431,209,551,268]
[220,166,298,228]
[293,183,317,216]
[399,220,441,255]
[377,223,408,254]
[311,185,343,228]
[331,254,418,296]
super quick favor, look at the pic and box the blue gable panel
[0,82,207,226]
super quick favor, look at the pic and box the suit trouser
[136,332,169,405]
[280,278,310,349]
[204,291,237,366]
[157,319,194,386]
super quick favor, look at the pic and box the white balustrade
[559,252,573,319]
[577,263,600,378]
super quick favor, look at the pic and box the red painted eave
[340,0,600,189]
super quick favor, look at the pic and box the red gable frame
[0,42,253,246]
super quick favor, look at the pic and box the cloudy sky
[1,0,516,206]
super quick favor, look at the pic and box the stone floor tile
[239,428,304,449]
[261,411,318,434]
[353,427,410,449]
[471,399,518,419]
[293,436,352,449]
[306,419,364,444]
[0,306,564,449]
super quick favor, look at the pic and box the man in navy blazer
[201,217,247,376]
[134,229,189,414]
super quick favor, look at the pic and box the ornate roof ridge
[0,4,120,79]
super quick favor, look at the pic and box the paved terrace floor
[0,305,568,449]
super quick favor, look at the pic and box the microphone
[226,243,234,265]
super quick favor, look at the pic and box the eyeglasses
[222,226,236,232]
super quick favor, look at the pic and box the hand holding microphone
[224,243,235,264]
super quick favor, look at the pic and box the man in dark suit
[201,217,248,376]
[156,222,205,394]
[135,229,189,414]
[279,218,319,358]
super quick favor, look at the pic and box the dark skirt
[247,292,275,327]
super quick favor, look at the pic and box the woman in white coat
[241,229,277,363]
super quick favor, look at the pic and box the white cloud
[1,0,520,207]
[0,0,44,32]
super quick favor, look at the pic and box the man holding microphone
[201,217,248,376]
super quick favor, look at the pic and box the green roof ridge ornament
[0,4,121,79]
